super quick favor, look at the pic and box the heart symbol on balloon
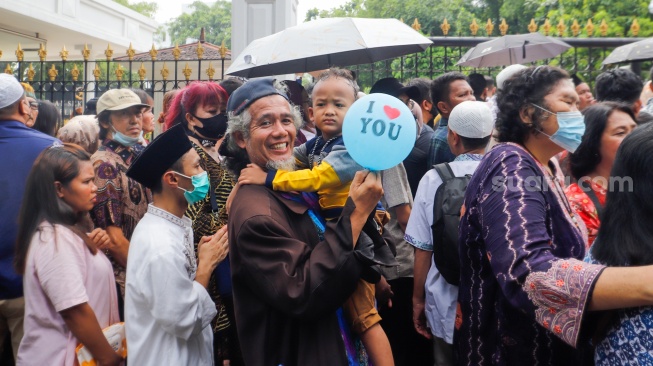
[383,105,401,120]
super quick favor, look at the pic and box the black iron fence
[0,35,646,131]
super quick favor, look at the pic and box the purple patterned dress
[455,143,605,365]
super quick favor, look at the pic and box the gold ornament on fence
[196,42,204,59]
[93,64,102,81]
[219,41,228,60]
[586,19,595,37]
[15,43,24,62]
[60,45,69,61]
[82,44,91,61]
[400,17,404,24]
[172,44,181,60]
[541,19,552,36]
[138,62,147,81]
[105,44,113,60]
[70,64,80,81]
[38,43,47,62]
[528,19,538,33]
[571,19,581,37]
[160,63,169,81]
[470,19,479,36]
[149,44,158,60]
[485,19,494,36]
[127,43,136,61]
[115,64,124,81]
[0,50,3,59]
[182,63,192,81]
[441,19,451,36]
[600,19,608,37]
[499,19,509,35]
[27,64,35,81]
[557,19,566,37]
[48,64,58,81]
[206,62,216,80]
[631,19,640,37]
[4,64,13,74]
[412,18,421,32]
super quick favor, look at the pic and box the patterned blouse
[565,182,606,248]
[90,139,151,296]
[185,142,236,361]
[455,143,605,366]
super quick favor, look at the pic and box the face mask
[174,171,210,205]
[192,113,229,140]
[112,127,140,147]
[531,104,585,153]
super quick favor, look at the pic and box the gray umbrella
[226,17,432,78]
[602,38,653,65]
[456,33,571,67]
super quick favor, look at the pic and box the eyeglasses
[28,101,39,110]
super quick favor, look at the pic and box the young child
[238,68,394,366]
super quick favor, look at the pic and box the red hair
[164,82,229,131]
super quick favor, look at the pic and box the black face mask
[192,112,228,140]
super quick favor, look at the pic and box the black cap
[226,78,287,116]
[126,124,193,189]
[370,77,421,101]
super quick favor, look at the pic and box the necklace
[309,136,338,167]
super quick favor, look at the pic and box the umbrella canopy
[602,38,653,65]
[226,17,433,78]
[456,33,571,67]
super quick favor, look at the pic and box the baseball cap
[97,89,149,114]
[449,101,494,138]
[0,74,25,109]
[226,78,287,116]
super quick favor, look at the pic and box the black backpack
[430,163,471,286]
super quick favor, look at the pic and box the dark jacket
[229,184,364,366]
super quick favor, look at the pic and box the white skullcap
[0,74,24,110]
[496,64,528,90]
[449,101,494,138]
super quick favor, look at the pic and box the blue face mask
[112,127,141,147]
[174,171,210,205]
[531,104,585,153]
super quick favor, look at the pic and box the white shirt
[404,155,482,344]
[125,204,216,366]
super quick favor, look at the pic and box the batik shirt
[455,143,605,366]
[426,117,455,169]
[90,139,151,296]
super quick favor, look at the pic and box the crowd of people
[1,61,653,366]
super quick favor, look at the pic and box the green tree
[112,0,158,19]
[167,1,232,48]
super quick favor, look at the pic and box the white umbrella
[226,17,433,78]
[456,33,571,67]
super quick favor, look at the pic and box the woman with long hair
[15,143,122,366]
[456,65,653,365]
[589,123,653,364]
[33,100,60,136]
[565,102,637,247]
[165,82,240,365]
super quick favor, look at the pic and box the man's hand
[88,228,111,250]
[238,164,267,185]
[198,225,229,272]
[349,170,383,215]
[375,276,394,310]
[412,300,432,339]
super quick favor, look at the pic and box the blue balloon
[342,93,417,171]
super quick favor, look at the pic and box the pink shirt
[17,223,119,366]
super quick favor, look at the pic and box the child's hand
[238,164,267,185]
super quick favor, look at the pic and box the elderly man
[0,74,58,362]
[221,78,384,366]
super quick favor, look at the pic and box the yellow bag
[75,322,127,366]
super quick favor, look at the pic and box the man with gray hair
[220,78,385,366]
[0,74,58,362]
